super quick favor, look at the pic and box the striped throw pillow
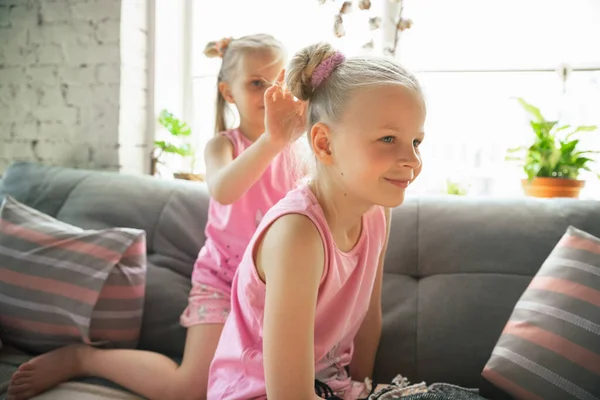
[0,195,147,354]
[482,226,600,400]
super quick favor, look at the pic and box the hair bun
[285,42,337,101]
[203,37,234,59]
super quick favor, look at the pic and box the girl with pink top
[8,34,306,400]
[208,42,426,400]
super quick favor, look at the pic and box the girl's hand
[263,69,307,148]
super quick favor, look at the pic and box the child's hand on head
[264,69,307,148]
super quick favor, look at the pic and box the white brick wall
[0,0,151,175]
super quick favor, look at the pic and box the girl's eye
[379,136,395,144]
[251,80,264,88]
[413,139,422,148]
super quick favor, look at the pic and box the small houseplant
[151,110,203,181]
[445,179,469,196]
[506,98,598,198]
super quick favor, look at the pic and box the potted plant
[506,98,598,198]
[445,179,469,196]
[151,110,204,181]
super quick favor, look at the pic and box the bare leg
[7,324,223,400]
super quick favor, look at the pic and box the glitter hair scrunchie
[311,51,345,89]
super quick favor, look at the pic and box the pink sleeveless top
[192,129,300,291]
[207,184,387,400]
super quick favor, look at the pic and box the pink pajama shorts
[179,280,231,327]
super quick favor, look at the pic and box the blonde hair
[204,33,286,134]
[285,42,423,128]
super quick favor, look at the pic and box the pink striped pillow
[0,196,147,353]
[482,226,600,400]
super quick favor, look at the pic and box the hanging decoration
[318,0,413,57]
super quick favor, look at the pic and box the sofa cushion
[481,226,600,399]
[0,162,209,357]
[0,196,147,354]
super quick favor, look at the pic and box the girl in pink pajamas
[8,33,307,400]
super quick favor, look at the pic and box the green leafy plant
[152,109,195,173]
[445,179,468,196]
[506,98,598,181]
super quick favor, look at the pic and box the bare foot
[7,344,91,400]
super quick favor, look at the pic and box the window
[399,0,600,198]
[186,0,600,198]
[407,70,600,198]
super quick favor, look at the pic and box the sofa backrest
[0,162,207,278]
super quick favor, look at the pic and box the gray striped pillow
[482,226,600,400]
[0,195,147,353]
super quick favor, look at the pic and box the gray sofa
[1,161,599,398]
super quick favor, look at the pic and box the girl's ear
[218,81,235,104]
[310,122,334,166]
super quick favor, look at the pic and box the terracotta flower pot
[521,178,585,198]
